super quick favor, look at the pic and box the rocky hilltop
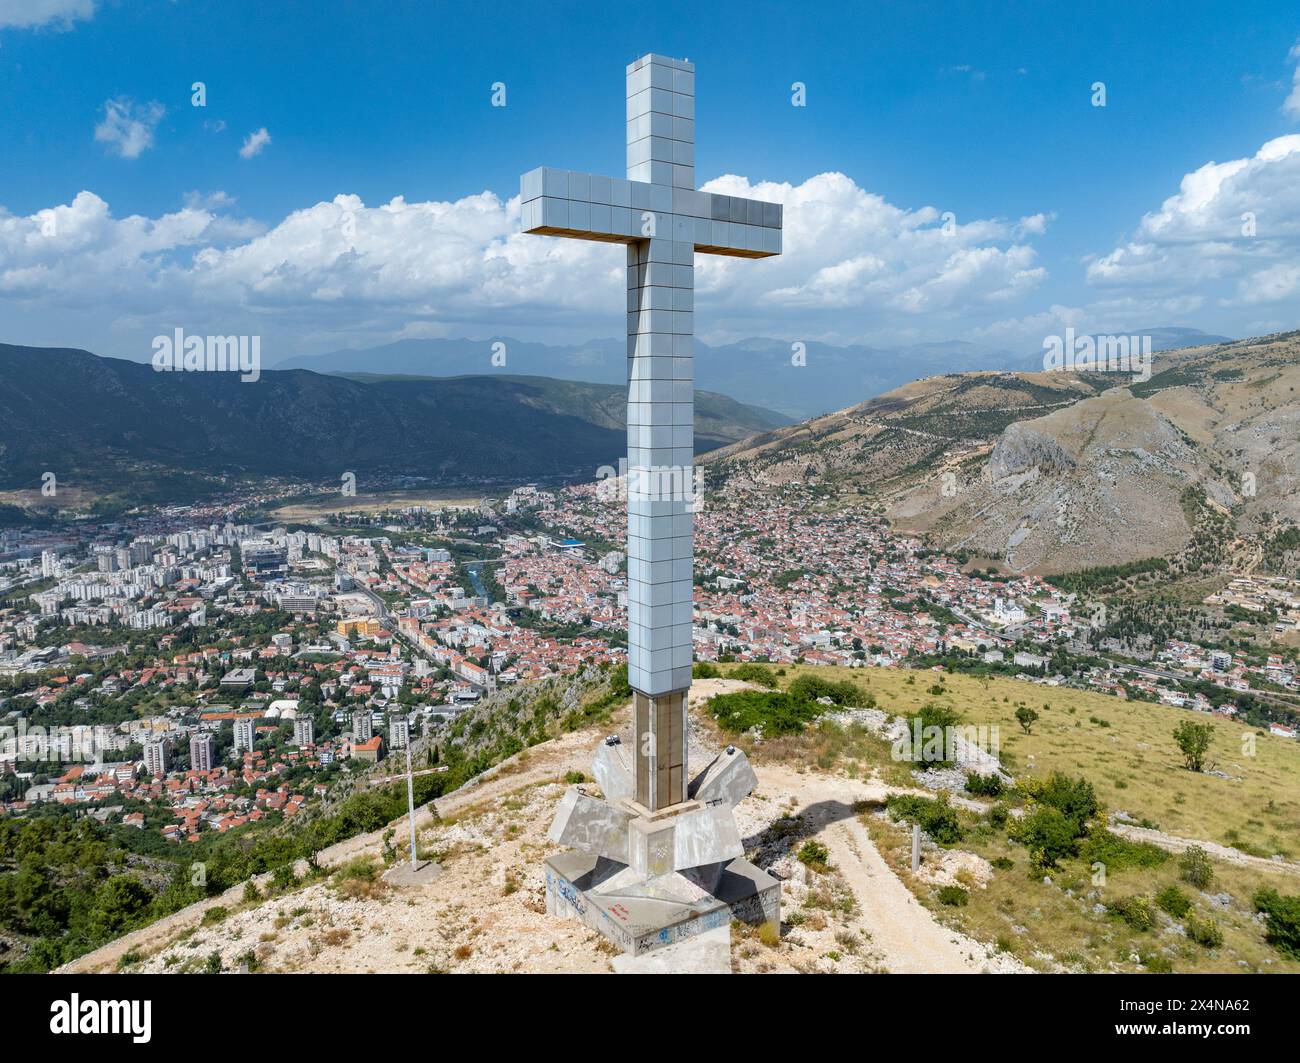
[705,331,1300,575]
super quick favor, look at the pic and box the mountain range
[272,328,1231,421]
[705,331,1300,575]
[6,327,1288,580]
[0,344,786,509]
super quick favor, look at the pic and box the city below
[3,476,1297,841]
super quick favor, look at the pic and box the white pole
[406,737,417,870]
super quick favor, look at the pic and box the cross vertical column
[519,52,780,812]
[625,55,696,810]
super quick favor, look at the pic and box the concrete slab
[611,924,731,974]
[383,860,441,887]
[592,736,635,803]
[672,804,743,870]
[688,746,758,809]
[548,789,632,863]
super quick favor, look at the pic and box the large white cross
[520,53,782,812]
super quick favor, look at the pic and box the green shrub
[1007,774,1099,867]
[202,905,229,926]
[1179,846,1214,889]
[886,793,963,845]
[1253,888,1300,958]
[1079,830,1169,872]
[1173,720,1214,773]
[691,661,720,679]
[1186,913,1224,949]
[903,702,964,767]
[707,690,824,735]
[730,663,779,688]
[965,772,1005,797]
[991,856,1014,871]
[1011,806,1082,868]
[331,856,383,900]
[908,700,962,732]
[1109,894,1155,932]
[787,674,868,706]
[797,840,830,869]
[1156,885,1192,919]
[1034,772,1099,827]
[562,770,587,784]
[937,885,969,907]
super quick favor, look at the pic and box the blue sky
[1,0,1299,365]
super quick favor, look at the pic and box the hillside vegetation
[0,344,785,511]
[697,660,1300,973]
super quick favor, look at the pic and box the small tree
[1011,806,1080,868]
[1173,720,1214,772]
[1179,845,1214,889]
[1015,705,1039,734]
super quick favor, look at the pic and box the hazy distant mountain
[274,336,1024,419]
[0,345,787,506]
[274,328,1232,420]
[1126,326,1233,350]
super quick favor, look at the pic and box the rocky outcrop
[989,423,1077,480]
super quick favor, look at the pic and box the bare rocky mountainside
[704,332,1300,575]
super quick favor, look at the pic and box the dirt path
[1110,820,1300,878]
[758,765,1027,974]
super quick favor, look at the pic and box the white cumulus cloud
[1086,134,1300,308]
[698,171,1046,321]
[0,173,1051,357]
[93,97,165,159]
[239,128,272,159]
[0,190,262,306]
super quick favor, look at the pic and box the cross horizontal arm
[520,166,782,258]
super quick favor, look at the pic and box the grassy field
[863,802,1300,973]
[0,485,101,510]
[269,489,486,521]
[718,661,1300,858]
[702,661,1300,973]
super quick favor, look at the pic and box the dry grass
[864,804,1300,974]
[713,661,1300,858]
[330,856,389,901]
[269,488,482,521]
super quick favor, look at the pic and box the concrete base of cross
[543,737,779,957]
[383,859,440,888]
[544,850,778,958]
